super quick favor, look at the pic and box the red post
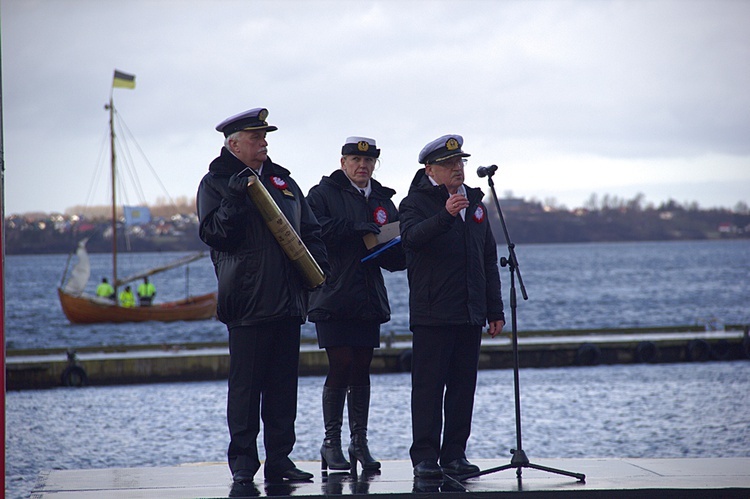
[1,31,7,494]
[0,180,5,498]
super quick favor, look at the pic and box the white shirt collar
[348,178,371,197]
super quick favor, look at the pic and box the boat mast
[107,97,118,295]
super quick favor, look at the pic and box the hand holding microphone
[445,193,469,217]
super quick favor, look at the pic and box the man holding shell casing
[197,107,329,485]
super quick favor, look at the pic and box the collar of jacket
[323,169,396,200]
[208,147,290,178]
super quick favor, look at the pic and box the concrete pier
[7,326,750,390]
[31,458,750,498]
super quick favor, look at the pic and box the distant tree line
[4,193,749,255]
[487,193,750,244]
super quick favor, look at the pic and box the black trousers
[227,319,301,474]
[409,324,482,466]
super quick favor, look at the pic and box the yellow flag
[113,70,136,89]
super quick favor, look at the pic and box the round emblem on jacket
[473,205,485,223]
[373,206,388,226]
[270,176,288,190]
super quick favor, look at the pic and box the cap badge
[446,138,459,151]
[373,207,388,226]
[473,205,485,224]
[357,141,370,152]
[258,109,269,123]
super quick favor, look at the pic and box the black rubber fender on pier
[634,341,660,363]
[61,365,88,387]
[575,343,601,366]
[710,339,731,361]
[686,339,711,362]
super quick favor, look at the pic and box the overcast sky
[3,0,749,216]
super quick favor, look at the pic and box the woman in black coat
[307,136,405,473]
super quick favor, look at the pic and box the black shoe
[321,386,350,471]
[413,460,443,478]
[264,466,314,482]
[232,469,256,484]
[321,440,350,471]
[347,386,381,473]
[441,457,480,476]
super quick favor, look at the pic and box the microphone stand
[458,167,585,486]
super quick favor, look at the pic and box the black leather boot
[320,386,350,471]
[347,385,381,472]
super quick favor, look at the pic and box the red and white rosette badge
[473,205,485,224]
[373,207,389,226]
[270,176,288,190]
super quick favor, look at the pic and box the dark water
[5,239,750,350]
[6,363,750,498]
[5,240,750,498]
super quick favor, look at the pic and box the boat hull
[58,288,217,324]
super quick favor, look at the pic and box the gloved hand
[228,172,250,201]
[352,222,381,236]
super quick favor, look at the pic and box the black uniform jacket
[306,169,406,324]
[398,168,504,328]
[197,148,329,328]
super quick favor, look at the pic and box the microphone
[476,165,498,178]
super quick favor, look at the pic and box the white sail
[63,239,91,296]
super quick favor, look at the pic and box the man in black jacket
[399,134,505,479]
[197,108,329,485]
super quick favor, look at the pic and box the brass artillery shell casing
[245,175,326,289]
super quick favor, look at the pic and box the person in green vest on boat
[119,285,136,308]
[96,277,115,301]
[137,277,156,306]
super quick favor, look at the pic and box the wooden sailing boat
[57,72,216,324]
[57,241,217,324]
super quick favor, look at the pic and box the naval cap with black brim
[341,136,380,158]
[215,108,278,137]
[418,134,470,164]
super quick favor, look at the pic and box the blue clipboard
[361,236,401,262]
